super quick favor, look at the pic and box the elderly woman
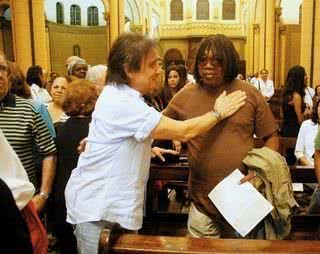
[51,79,98,254]
[67,59,88,79]
[47,76,72,124]
[86,64,107,94]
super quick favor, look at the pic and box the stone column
[109,0,119,46]
[109,0,124,46]
[265,0,275,80]
[274,7,282,88]
[246,23,254,75]
[0,16,5,53]
[118,0,124,34]
[185,1,193,21]
[279,25,287,88]
[141,1,146,34]
[300,0,314,80]
[312,1,320,86]
[9,0,32,73]
[103,12,110,52]
[31,0,48,70]
[258,1,265,71]
[253,24,260,75]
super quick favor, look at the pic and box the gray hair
[67,59,88,75]
[86,64,108,83]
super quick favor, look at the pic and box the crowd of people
[1,31,320,254]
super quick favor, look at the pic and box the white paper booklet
[208,169,273,237]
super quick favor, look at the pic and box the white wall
[44,0,106,26]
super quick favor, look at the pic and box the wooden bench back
[98,224,320,254]
[253,137,297,159]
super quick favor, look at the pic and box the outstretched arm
[151,90,246,142]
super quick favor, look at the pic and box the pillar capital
[275,7,282,22]
[253,24,260,34]
[130,24,143,33]
[103,12,110,25]
[279,25,286,35]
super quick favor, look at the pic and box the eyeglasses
[198,57,222,68]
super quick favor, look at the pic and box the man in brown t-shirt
[163,34,279,238]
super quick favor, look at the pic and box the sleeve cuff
[134,107,162,142]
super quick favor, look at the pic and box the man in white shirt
[65,33,247,254]
[254,69,274,102]
[0,128,35,210]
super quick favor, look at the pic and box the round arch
[125,0,140,24]
[0,1,9,16]
[0,1,13,60]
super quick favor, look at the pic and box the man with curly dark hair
[163,34,279,238]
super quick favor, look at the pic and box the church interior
[1,0,320,253]
[1,0,319,87]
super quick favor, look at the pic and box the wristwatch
[212,110,222,122]
[39,191,50,200]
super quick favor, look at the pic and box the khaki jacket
[243,147,299,240]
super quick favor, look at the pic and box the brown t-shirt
[163,80,278,216]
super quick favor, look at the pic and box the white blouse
[294,119,319,166]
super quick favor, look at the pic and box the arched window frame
[222,0,236,20]
[88,6,99,26]
[56,2,64,24]
[170,0,183,21]
[73,45,80,57]
[70,4,81,25]
[196,0,209,20]
[299,4,302,25]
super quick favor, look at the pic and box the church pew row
[146,163,320,233]
[98,222,320,254]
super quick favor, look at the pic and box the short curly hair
[63,79,98,117]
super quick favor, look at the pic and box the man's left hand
[151,146,179,162]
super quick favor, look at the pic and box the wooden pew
[253,137,297,157]
[146,135,317,236]
[98,223,320,254]
[269,88,283,120]
[146,162,320,234]
[254,136,297,165]
[146,163,188,219]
